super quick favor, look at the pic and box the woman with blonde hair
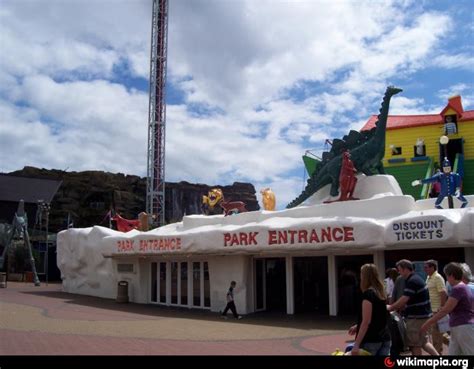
[348,263,391,355]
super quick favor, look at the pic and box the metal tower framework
[146,0,169,227]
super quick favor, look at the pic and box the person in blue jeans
[348,264,391,355]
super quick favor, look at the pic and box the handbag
[437,315,450,333]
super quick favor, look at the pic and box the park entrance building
[58,175,474,317]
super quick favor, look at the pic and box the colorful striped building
[360,95,474,199]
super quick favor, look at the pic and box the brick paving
[0,282,352,355]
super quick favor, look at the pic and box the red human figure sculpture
[338,150,359,201]
[325,150,359,203]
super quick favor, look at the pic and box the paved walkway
[0,282,353,355]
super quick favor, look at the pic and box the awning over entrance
[99,195,474,259]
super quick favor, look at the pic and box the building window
[444,115,458,135]
[414,138,425,157]
[117,263,134,273]
[89,201,105,209]
[181,262,188,305]
[414,145,426,157]
[151,262,157,302]
[390,145,402,156]
[151,260,209,309]
[204,262,210,307]
[193,262,201,307]
[159,262,166,303]
[171,262,178,305]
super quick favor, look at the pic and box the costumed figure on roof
[220,199,247,216]
[202,188,224,215]
[325,150,359,203]
[260,188,276,211]
[202,188,247,216]
[412,158,468,209]
[108,211,149,232]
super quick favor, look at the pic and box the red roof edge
[361,95,473,132]
[360,116,377,131]
[440,95,464,118]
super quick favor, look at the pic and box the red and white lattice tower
[146,0,169,227]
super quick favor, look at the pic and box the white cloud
[0,76,149,174]
[168,0,415,112]
[389,96,437,115]
[165,105,302,184]
[0,0,150,79]
[432,54,474,71]
[437,83,474,110]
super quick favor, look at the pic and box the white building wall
[328,255,337,316]
[208,255,251,314]
[57,227,117,299]
[374,250,386,280]
[137,258,149,303]
[56,179,474,315]
[112,258,147,303]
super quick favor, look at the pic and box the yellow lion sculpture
[260,187,276,211]
[202,188,224,215]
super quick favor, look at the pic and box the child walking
[221,281,242,320]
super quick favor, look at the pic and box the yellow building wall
[444,108,457,115]
[462,120,474,159]
[384,118,474,166]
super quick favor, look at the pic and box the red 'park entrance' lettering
[224,232,259,246]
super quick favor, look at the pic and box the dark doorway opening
[255,258,286,312]
[385,248,465,282]
[336,254,373,316]
[266,258,286,312]
[293,257,329,314]
[439,138,463,169]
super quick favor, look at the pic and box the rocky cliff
[7,166,260,232]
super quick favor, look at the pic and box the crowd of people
[221,259,473,356]
[347,259,474,356]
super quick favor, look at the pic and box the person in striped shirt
[424,259,447,354]
[444,115,457,135]
[388,259,439,355]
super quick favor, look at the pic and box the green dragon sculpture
[287,86,402,208]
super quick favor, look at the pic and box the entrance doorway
[254,258,286,312]
[439,138,463,169]
[150,260,210,309]
[293,257,329,314]
[336,254,373,316]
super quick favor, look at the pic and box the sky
[0,0,473,209]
